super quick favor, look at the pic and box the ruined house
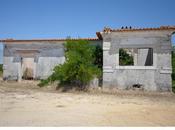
[1,26,175,91]
[1,39,101,81]
[97,26,175,91]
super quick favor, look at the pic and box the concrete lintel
[103,66,114,73]
[103,47,110,51]
[160,67,172,74]
[160,70,172,74]
[103,69,114,73]
[103,66,113,69]
[115,66,156,70]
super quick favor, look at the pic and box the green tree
[38,40,101,90]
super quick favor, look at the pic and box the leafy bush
[38,40,101,90]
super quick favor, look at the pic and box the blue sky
[0,0,175,63]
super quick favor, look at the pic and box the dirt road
[0,80,175,126]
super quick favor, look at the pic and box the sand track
[0,81,175,126]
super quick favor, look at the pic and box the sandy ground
[0,80,175,126]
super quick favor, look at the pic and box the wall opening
[15,50,38,80]
[171,32,175,93]
[172,32,175,46]
[119,48,134,66]
[0,43,3,64]
[119,48,153,66]
[171,32,175,50]
[137,48,153,66]
[22,58,34,80]
[0,43,3,77]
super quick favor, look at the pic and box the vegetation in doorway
[0,64,2,77]
[38,40,102,90]
[172,46,175,93]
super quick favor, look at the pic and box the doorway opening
[21,57,35,80]
[171,32,175,93]
[0,43,3,77]
[16,50,38,80]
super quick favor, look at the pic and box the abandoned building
[1,26,175,91]
[98,26,175,91]
[1,38,101,81]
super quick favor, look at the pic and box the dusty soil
[0,80,175,126]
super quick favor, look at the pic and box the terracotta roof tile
[1,26,175,42]
[102,26,175,33]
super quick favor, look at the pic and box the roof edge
[0,38,101,42]
[102,26,175,33]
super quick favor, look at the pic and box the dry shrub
[23,68,33,79]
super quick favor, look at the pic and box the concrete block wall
[36,57,65,79]
[102,30,173,92]
[3,41,66,80]
[2,28,174,92]
[103,67,157,91]
[3,40,102,80]
[3,57,20,80]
